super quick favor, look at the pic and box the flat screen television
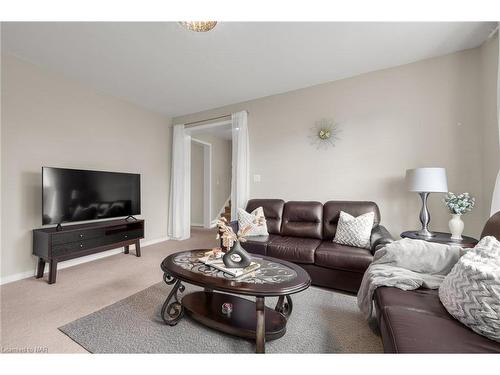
[42,167,141,225]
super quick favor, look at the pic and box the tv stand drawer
[52,228,106,245]
[52,236,112,257]
[119,228,144,241]
[50,221,143,245]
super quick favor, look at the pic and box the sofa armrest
[370,225,394,253]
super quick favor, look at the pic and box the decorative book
[199,251,260,278]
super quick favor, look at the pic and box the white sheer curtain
[231,111,250,220]
[492,174,500,215]
[491,26,500,216]
[168,124,191,240]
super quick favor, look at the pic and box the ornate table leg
[256,297,265,353]
[161,272,185,326]
[275,295,293,319]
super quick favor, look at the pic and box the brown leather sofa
[374,211,500,353]
[231,199,393,293]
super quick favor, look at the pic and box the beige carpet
[0,227,218,353]
[59,283,382,353]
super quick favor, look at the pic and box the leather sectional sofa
[231,199,393,293]
[374,211,500,353]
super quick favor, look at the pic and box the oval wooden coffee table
[160,250,311,353]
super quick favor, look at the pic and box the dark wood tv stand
[33,218,144,284]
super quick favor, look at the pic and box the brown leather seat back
[481,211,500,240]
[245,199,285,235]
[281,201,323,239]
[323,201,380,241]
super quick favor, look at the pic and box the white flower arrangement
[443,192,475,215]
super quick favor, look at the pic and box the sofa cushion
[267,236,321,264]
[375,287,500,353]
[379,306,500,353]
[281,201,323,239]
[246,199,285,235]
[323,201,380,241]
[375,287,450,318]
[315,241,373,273]
[240,234,278,256]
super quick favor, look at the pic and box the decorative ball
[319,129,331,140]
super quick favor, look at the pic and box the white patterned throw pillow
[439,236,500,342]
[333,211,374,249]
[237,207,268,236]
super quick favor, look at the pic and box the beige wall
[190,142,204,225]
[479,35,500,218]
[1,54,171,281]
[192,133,232,222]
[175,48,491,238]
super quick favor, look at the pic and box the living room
[1,0,500,373]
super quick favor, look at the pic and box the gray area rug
[59,283,382,353]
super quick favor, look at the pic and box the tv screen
[42,167,141,225]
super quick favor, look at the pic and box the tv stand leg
[124,245,130,254]
[36,258,46,279]
[48,260,58,284]
[135,240,141,257]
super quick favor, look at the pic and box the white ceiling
[2,22,496,117]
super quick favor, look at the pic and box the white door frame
[191,138,212,228]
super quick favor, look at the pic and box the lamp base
[415,228,436,238]
[416,192,436,238]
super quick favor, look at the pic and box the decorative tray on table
[199,250,260,278]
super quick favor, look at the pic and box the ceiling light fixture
[179,21,217,32]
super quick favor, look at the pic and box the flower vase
[223,241,252,269]
[449,214,464,240]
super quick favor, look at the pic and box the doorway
[188,121,232,229]
[190,139,212,228]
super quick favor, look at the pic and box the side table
[400,231,478,248]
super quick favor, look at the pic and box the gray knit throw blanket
[357,238,464,319]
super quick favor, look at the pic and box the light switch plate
[253,174,261,183]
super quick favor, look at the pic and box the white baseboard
[0,236,169,285]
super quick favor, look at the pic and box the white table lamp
[406,167,448,237]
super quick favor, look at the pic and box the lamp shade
[406,167,448,192]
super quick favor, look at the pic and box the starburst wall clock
[309,118,341,149]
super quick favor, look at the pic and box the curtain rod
[183,110,249,128]
[184,114,231,127]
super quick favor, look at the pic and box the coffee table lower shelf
[160,250,311,353]
[182,291,287,342]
